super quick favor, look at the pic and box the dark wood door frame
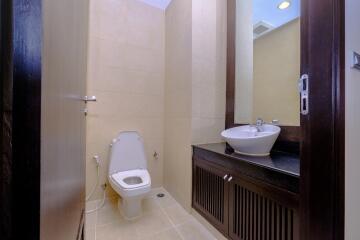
[0,0,42,239]
[226,0,345,239]
[0,0,14,238]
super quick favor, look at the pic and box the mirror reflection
[235,0,301,126]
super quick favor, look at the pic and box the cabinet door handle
[228,176,233,182]
[223,174,228,180]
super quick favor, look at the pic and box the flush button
[352,52,360,70]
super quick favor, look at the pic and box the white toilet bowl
[108,132,151,220]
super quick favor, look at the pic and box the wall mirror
[234,0,301,127]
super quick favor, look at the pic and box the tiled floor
[85,188,221,240]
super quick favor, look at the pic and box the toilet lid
[108,131,147,175]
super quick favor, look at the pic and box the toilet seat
[109,169,151,199]
[111,169,151,190]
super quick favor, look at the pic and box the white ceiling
[138,0,172,10]
[253,0,300,28]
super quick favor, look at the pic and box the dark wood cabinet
[193,157,229,235]
[228,175,299,240]
[192,145,300,240]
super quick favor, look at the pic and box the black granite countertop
[193,143,300,193]
[194,142,300,177]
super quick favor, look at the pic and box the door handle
[227,176,233,182]
[223,174,228,180]
[83,96,97,103]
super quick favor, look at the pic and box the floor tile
[163,203,192,226]
[85,188,220,240]
[87,200,101,211]
[143,228,183,240]
[97,201,122,227]
[156,192,177,208]
[85,227,96,240]
[96,221,139,240]
[177,219,216,240]
[146,187,165,199]
[191,211,228,240]
[86,211,97,230]
[133,210,173,238]
[142,197,161,213]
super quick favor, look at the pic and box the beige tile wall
[86,0,227,207]
[164,0,226,211]
[86,0,165,200]
[164,0,193,210]
[192,0,227,145]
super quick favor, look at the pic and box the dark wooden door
[40,0,88,240]
[299,0,345,239]
[193,157,229,236]
[228,175,299,240]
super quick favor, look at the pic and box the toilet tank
[108,131,147,175]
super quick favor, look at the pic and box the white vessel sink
[221,124,281,156]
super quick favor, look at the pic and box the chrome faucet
[256,118,264,126]
[250,118,264,132]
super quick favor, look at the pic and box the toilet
[108,131,151,220]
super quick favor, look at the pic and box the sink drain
[157,193,165,198]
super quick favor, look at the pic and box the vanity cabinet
[228,175,299,240]
[192,144,300,240]
[193,157,229,234]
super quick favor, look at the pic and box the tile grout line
[158,188,219,240]
[85,199,99,240]
[150,190,179,236]
[133,192,176,239]
[134,198,169,238]
[158,205,185,240]
[156,189,186,240]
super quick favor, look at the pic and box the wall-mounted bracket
[352,52,360,70]
[299,74,309,115]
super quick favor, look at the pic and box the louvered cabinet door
[193,157,229,236]
[229,177,300,240]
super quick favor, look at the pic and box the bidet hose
[85,163,100,201]
[86,184,107,214]
[85,155,107,214]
